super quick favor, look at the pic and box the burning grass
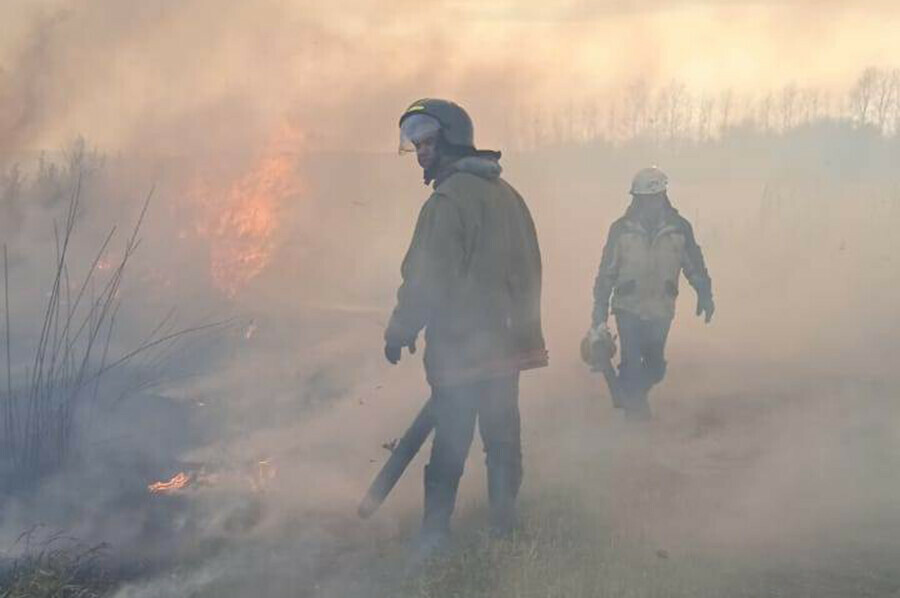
[147,471,192,494]
[146,458,277,497]
[189,124,303,298]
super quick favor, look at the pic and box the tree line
[502,66,900,150]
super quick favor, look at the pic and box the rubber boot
[411,464,457,565]
[621,363,652,421]
[487,459,522,539]
[624,389,652,421]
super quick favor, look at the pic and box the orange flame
[148,471,192,494]
[191,125,303,297]
[147,459,276,496]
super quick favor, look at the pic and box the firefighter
[588,167,714,419]
[384,99,547,556]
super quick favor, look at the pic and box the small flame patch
[148,471,192,494]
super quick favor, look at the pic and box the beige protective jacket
[592,202,712,323]
[386,157,548,387]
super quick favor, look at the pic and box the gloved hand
[696,294,715,324]
[384,339,417,365]
[582,321,617,370]
[587,322,609,344]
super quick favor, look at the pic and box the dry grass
[0,529,111,598]
[1,159,226,485]
[386,491,900,598]
[391,497,725,598]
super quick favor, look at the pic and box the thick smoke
[1,2,900,597]
[4,0,900,158]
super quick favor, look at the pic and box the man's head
[399,99,476,180]
[630,166,668,197]
[629,166,671,222]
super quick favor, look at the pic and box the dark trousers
[615,311,671,418]
[423,373,522,535]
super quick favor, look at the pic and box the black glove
[384,339,417,365]
[696,294,715,324]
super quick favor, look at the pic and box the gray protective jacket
[593,201,712,323]
[386,157,548,387]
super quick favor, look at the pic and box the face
[414,133,440,170]
[634,192,666,206]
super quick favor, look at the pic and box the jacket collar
[432,156,503,189]
[623,203,681,239]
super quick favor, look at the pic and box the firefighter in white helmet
[586,167,714,419]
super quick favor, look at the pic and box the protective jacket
[386,157,548,387]
[593,201,711,323]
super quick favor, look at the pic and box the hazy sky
[2,0,899,154]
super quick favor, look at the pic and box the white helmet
[630,166,668,196]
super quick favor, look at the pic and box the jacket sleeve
[679,218,712,298]
[592,222,621,326]
[385,193,464,346]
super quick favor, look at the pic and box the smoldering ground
[2,1,900,597]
